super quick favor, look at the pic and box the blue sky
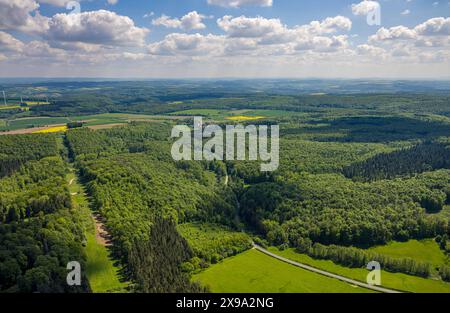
[0,0,449,78]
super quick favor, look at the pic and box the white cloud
[46,10,149,46]
[401,9,410,15]
[370,26,417,41]
[356,44,386,57]
[0,0,49,34]
[207,0,272,8]
[152,11,207,31]
[414,17,450,36]
[217,15,285,38]
[37,0,71,6]
[294,35,349,52]
[0,31,25,52]
[148,33,224,56]
[351,1,380,16]
[148,15,352,58]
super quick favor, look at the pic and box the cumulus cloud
[0,31,25,52]
[0,0,49,34]
[369,26,417,41]
[369,17,450,43]
[148,15,352,58]
[217,16,285,38]
[152,11,207,31]
[351,1,380,16]
[207,0,272,8]
[356,44,386,57]
[46,10,149,46]
[148,33,224,56]
[414,17,450,36]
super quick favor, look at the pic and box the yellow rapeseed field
[33,125,68,134]
[225,115,265,121]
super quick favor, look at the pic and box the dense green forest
[0,80,449,292]
[0,135,89,292]
[66,124,239,292]
[0,134,58,177]
[343,141,450,181]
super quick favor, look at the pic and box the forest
[0,80,449,292]
[0,134,89,292]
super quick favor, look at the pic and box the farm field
[192,249,374,293]
[0,117,71,131]
[169,109,303,121]
[0,113,186,132]
[33,125,68,134]
[268,247,450,293]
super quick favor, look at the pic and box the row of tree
[296,241,432,278]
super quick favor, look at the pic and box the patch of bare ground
[92,212,113,247]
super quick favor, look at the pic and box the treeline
[0,134,58,177]
[178,223,252,270]
[296,241,432,278]
[344,141,450,181]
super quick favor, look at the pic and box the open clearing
[67,170,127,293]
[269,247,450,293]
[193,249,374,293]
[368,239,448,267]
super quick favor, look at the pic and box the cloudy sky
[0,0,449,78]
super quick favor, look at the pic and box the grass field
[0,117,71,131]
[0,113,166,132]
[0,105,21,110]
[193,249,374,293]
[368,239,448,267]
[268,247,450,293]
[170,109,306,121]
[67,171,127,293]
[24,101,50,105]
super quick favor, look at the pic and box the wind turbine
[1,91,6,106]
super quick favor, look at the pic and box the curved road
[253,244,403,294]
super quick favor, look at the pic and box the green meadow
[67,170,127,293]
[368,239,448,267]
[268,247,450,293]
[169,108,305,121]
[193,249,373,293]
